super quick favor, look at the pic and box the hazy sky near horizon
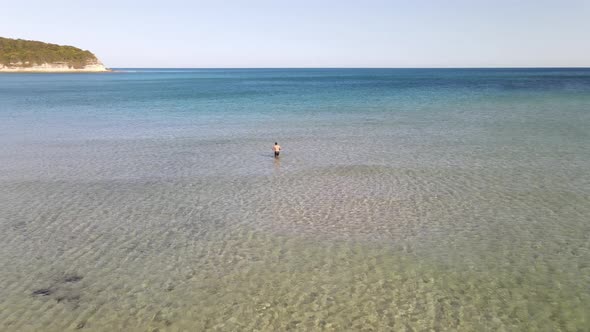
[2,0,590,68]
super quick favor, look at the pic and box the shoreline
[0,62,111,73]
[0,69,114,74]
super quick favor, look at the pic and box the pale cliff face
[0,61,109,72]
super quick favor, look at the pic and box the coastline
[0,69,113,73]
[0,63,110,73]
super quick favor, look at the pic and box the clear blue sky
[2,0,589,68]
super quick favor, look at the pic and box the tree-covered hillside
[0,37,99,68]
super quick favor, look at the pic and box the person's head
[275,142,278,145]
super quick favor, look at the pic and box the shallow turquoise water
[0,69,589,331]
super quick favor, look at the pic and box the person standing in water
[273,142,281,158]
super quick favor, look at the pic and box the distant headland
[0,37,109,72]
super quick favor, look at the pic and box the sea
[1,68,589,331]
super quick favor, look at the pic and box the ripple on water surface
[1,161,589,330]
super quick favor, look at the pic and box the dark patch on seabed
[63,274,83,283]
[56,293,81,304]
[31,272,85,308]
[31,288,52,296]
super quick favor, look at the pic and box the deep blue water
[2,68,590,143]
